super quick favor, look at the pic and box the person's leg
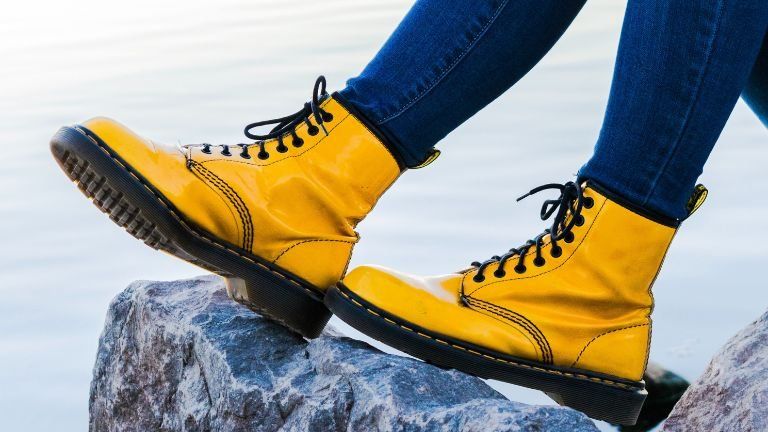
[339,0,588,167]
[743,31,768,127]
[328,1,768,426]
[580,0,768,220]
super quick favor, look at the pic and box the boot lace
[193,76,333,159]
[470,181,594,282]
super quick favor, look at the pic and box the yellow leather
[83,96,401,290]
[342,185,678,381]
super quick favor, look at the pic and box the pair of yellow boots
[50,77,705,426]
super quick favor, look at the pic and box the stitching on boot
[644,318,653,373]
[273,239,356,263]
[337,286,640,391]
[188,160,254,251]
[73,126,320,297]
[464,296,553,364]
[571,323,650,368]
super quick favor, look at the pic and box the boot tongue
[684,184,708,219]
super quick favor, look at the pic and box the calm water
[1,0,766,430]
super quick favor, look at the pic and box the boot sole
[50,125,331,338]
[325,283,647,426]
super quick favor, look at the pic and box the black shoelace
[198,76,333,160]
[470,181,594,282]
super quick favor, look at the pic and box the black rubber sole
[325,283,647,425]
[50,125,331,338]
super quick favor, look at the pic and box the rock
[661,310,768,432]
[89,275,598,432]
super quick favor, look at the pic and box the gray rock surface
[90,275,598,432]
[661,309,768,432]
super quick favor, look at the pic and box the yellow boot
[326,181,707,424]
[50,76,408,337]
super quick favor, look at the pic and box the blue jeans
[744,32,768,128]
[339,0,768,220]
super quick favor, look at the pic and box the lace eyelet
[472,274,485,283]
[240,152,251,159]
[292,138,304,148]
[463,182,591,280]
[307,125,319,136]
[201,145,212,154]
[493,269,506,278]
[276,145,288,153]
[321,112,334,122]
[221,148,231,157]
[258,151,270,160]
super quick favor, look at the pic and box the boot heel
[546,381,647,426]
[225,277,332,338]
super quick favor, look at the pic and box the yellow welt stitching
[338,288,636,391]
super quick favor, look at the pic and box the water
[1,0,766,430]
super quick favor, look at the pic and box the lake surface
[1,0,766,430]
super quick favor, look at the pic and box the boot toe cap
[340,265,542,360]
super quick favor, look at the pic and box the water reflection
[1,0,765,430]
